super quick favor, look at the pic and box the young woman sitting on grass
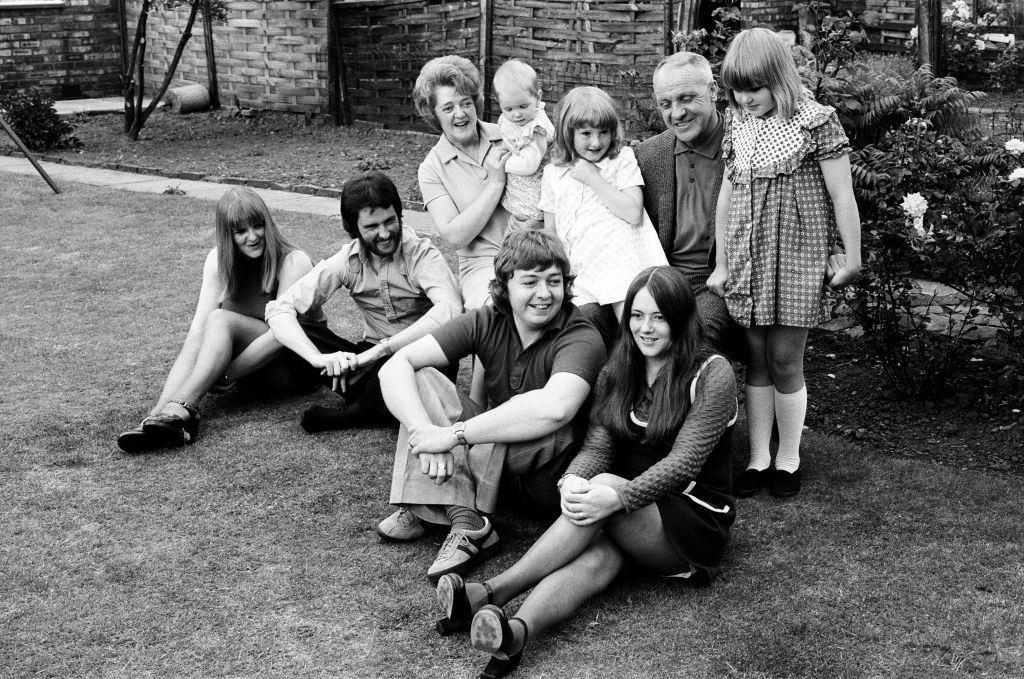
[116,187,339,454]
[433,266,738,679]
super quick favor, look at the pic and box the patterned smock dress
[721,98,851,328]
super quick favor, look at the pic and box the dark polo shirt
[432,304,606,432]
[672,111,725,275]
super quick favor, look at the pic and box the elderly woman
[413,55,511,311]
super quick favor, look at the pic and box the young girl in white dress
[539,86,667,324]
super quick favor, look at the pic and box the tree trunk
[127,0,202,140]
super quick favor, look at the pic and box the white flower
[909,27,918,40]
[1005,138,1024,155]
[975,39,986,51]
[901,192,929,218]
[942,8,954,19]
[953,0,971,20]
[903,117,930,131]
[1009,167,1024,181]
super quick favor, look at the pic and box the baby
[493,59,555,230]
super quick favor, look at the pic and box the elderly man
[376,230,606,583]
[267,171,462,432]
[636,51,734,349]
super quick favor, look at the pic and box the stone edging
[0,148,428,212]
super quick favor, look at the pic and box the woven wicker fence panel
[489,0,670,137]
[126,1,329,114]
[333,0,482,130]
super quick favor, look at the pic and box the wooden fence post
[917,0,945,75]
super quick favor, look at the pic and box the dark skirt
[612,427,736,583]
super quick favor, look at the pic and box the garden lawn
[2,174,1023,678]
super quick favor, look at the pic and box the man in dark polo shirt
[636,51,734,349]
[375,230,606,583]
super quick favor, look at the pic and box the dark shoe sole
[117,428,160,454]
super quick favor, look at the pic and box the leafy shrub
[670,0,743,73]
[819,63,987,148]
[0,89,80,151]
[847,124,1024,395]
[988,41,1024,94]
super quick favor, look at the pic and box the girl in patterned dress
[539,86,667,326]
[707,28,861,498]
[493,59,556,231]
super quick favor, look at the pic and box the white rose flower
[909,27,918,40]
[1004,138,1024,155]
[1009,167,1024,181]
[901,192,929,218]
[975,39,986,51]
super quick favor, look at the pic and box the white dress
[539,146,668,305]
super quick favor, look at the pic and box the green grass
[2,174,1023,678]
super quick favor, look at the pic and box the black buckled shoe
[117,419,163,454]
[142,400,200,447]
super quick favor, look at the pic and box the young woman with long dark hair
[432,266,738,679]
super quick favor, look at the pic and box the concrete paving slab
[53,97,156,116]
[0,155,437,234]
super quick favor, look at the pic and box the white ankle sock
[745,385,775,471]
[774,386,807,473]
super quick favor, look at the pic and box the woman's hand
[314,351,359,392]
[707,265,729,297]
[561,483,624,526]
[483,146,511,186]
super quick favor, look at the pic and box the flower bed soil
[9,106,1022,475]
[4,108,438,206]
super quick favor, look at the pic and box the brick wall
[126,0,329,114]
[0,0,122,99]
[743,0,800,30]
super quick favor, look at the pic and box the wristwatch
[452,421,468,447]
[378,336,393,357]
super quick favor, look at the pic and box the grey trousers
[388,368,577,525]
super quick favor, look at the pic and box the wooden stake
[0,114,61,194]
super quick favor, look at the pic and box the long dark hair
[593,267,707,447]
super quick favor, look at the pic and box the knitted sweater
[565,355,736,512]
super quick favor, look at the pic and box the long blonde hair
[721,28,804,121]
[214,187,294,297]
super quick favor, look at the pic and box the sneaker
[426,517,500,583]
[376,508,426,542]
[769,469,802,498]
[734,467,769,498]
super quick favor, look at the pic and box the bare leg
[162,310,274,411]
[765,325,808,393]
[484,515,605,607]
[506,536,625,648]
[744,326,771,387]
